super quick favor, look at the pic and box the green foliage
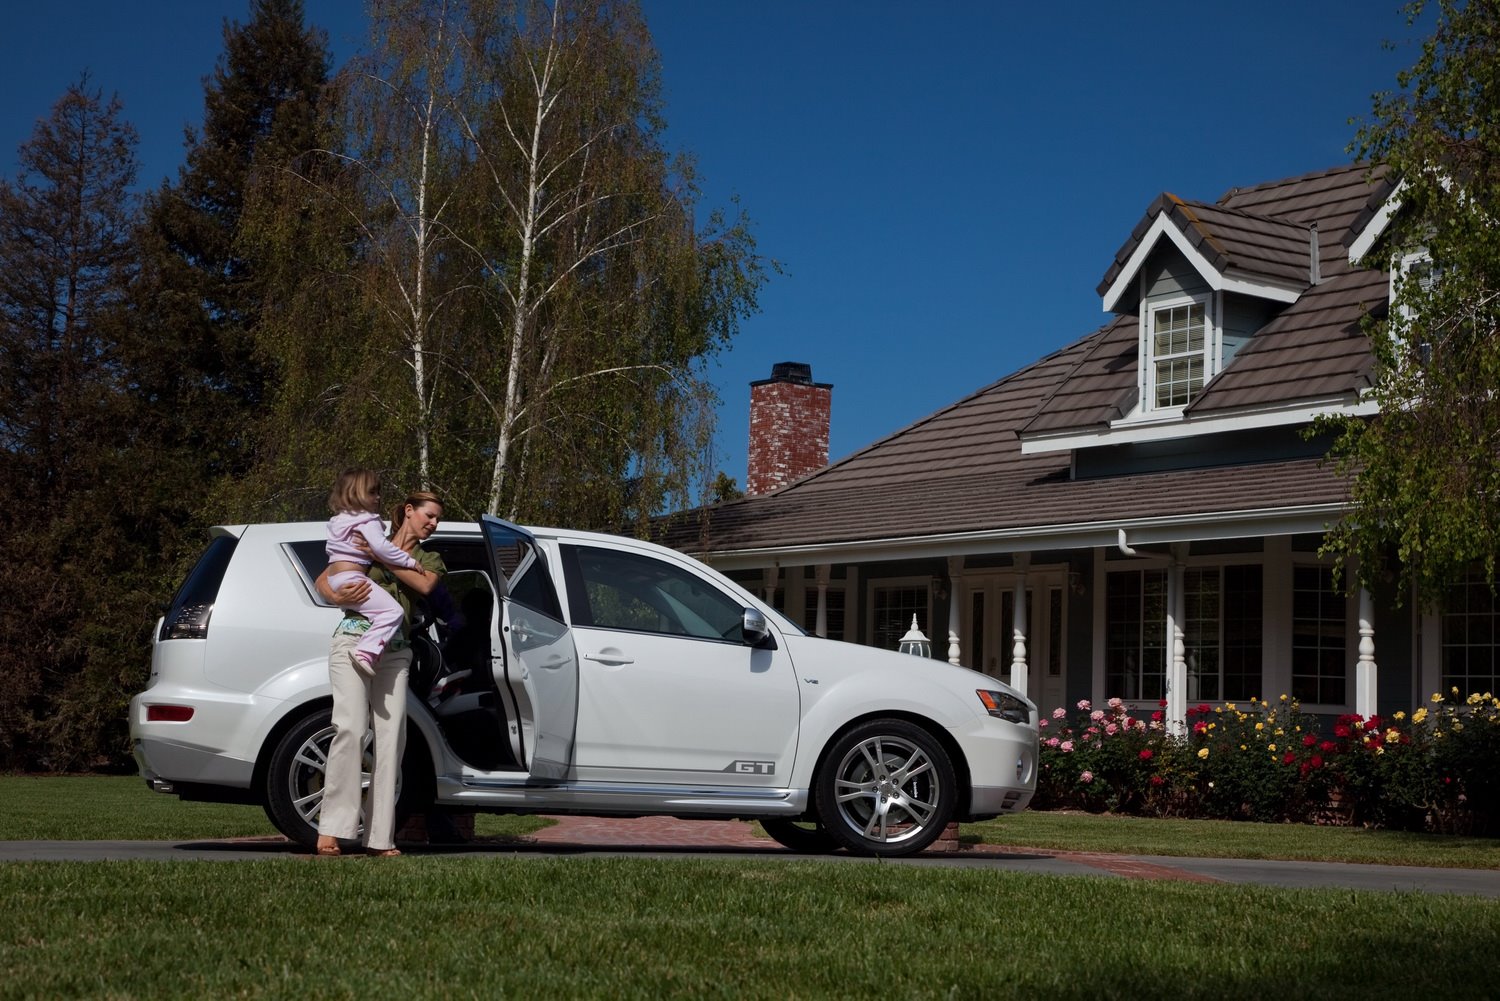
[1322,0,1500,606]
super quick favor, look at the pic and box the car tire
[813,718,956,858]
[759,817,842,854]
[262,707,431,849]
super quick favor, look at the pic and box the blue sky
[2,1,1421,487]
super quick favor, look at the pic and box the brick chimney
[746,362,832,496]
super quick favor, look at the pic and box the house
[659,163,1492,731]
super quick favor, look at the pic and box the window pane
[873,586,928,652]
[1291,565,1345,705]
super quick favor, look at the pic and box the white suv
[130,517,1037,856]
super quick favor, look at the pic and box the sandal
[365,847,402,858]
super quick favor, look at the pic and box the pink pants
[329,570,405,668]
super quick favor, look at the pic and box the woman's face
[404,501,443,541]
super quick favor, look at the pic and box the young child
[325,469,427,672]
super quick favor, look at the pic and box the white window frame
[1139,292,1216,413]
[865,576,932,652]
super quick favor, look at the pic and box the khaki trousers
[318,632,411,850]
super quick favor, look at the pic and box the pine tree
[0,78,140,767]
[136,0,332,487]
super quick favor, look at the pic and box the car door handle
[582,652,634,666]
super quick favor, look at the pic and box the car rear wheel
[813,718,956,857]
[263,708,429,849]
[759,817,841,854]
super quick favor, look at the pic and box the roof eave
[695,502,1350,570]
[1100,213,1303,313]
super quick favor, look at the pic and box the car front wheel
[813,719,956,857]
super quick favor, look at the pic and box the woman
[313,489,446,857]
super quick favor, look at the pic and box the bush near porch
[1034,691,1500,835]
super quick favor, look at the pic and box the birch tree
[456,0,765,525]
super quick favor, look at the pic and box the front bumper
[951,714,1038,819]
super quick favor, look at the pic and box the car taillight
[161,602,214,639]
[146,705,195,722]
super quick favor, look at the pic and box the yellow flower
[1197,747,1209,759]
[1279,694,1288,702]
[1375,745,1386,755]
[1240,744,1247,750]
[1274,728,1284,737]
[1386,728,1401,743]
[1255,722,1265,731]
[1208,722,1216,730]
[1452,686,1461,695]
[1226,703,1237,711]
[1453,721,1465,732]
[1468,693,1483,706]
[1432,692,1445,703]
[1394,711,1407,722]
[1268,743,1277,752]
[1413,708,1429,724]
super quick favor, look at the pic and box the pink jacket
[326,511,420,571]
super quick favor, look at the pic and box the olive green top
[332,545,448,652]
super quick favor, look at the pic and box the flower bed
[1034,691,1500,834]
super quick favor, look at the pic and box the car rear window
[159,535,238,641]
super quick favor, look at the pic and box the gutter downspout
[1117,529,1140,557]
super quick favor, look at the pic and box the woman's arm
[384,562,439,596]
[357,520,423,572]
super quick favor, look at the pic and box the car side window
[562,544,747,642]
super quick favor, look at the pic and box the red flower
[1302,734,1317,747]
[1367,715,1383,730]
[1282,751,1296,765]
[1193,721,1208,734]
[1310,755,1323,768]
[1139,749,1154,761]
[1333,724,1351,738]
[1158,699,1168,708]
[1150,775,1165,786]
[1319,741,1337,753]
[1151,710,1164,722]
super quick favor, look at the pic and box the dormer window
[1145,295,1210,410]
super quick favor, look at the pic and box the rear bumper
[128,692,258,790]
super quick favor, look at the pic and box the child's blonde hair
[328,468,383,515]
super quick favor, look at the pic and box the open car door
[480,515,578,782]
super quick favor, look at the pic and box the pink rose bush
[1033,692,1500,833]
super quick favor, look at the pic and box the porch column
[763,565,780,609]
[1356,585,1378,718]
[1166,545,1187,736]
[814,564,831,638]
[947,556,964,665]
[1010,554,1030,696]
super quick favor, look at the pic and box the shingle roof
[660,165,1391,559]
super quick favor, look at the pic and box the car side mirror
[742,607,770,646]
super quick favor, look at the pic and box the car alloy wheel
[814,718,955,857]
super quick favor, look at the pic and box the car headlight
[976,689,1031,725]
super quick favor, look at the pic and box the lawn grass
[964,811,1500,869]
[0,775,548,841]
[3,857,1498,999]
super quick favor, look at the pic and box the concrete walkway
[5,815,1500,897]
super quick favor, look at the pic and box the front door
[963,572,1067,717]
[481,516,579,781]
[557,542,801,788]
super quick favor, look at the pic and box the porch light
[897,615,932,659]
